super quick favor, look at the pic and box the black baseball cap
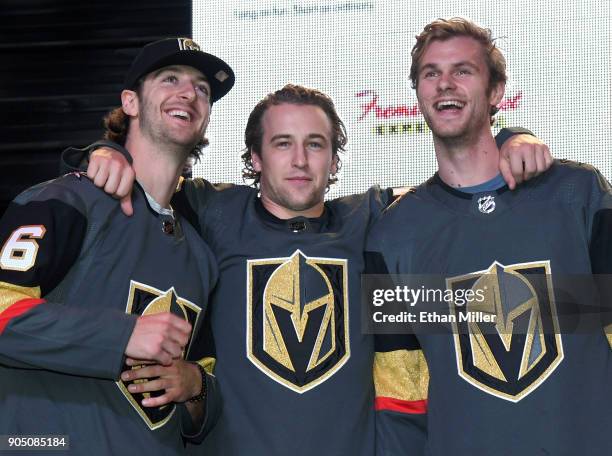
[123,37,235,103]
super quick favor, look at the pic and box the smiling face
[251,103,338,219]
[415,36,504,144]
[122,65,211,155]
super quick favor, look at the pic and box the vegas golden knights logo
[117,281,201,430]
[177,38,201,51]
[447,261,563,402]
[246,250,350,393]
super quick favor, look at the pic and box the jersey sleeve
[586,167,612,349]
[374,334,429,456]
[365,226,429,456]
[180,304,221,443]
[174,178,236,237]
[60,140,133,174]
[0,181,137,378]
[494,127,535,150]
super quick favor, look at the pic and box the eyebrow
[153,66,209,83]
[269,133,328,142]
[420,61,480,73]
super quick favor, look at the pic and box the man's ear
[121,90,139,117]
[331,153,339,175]
[251,149,262,172]
[489,81,505,108]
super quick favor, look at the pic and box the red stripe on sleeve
[0,298,46,334]
[375,396,428,414]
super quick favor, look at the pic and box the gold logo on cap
[178,38,201,51]
[215,70,229,82]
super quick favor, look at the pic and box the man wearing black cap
[0,37,234,454]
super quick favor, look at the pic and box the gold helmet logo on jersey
[446,261,563,402]
[246,250,350,393]
[116,281,202,430]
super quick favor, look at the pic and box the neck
[124,135,188,208]
[259,195,324,219]
[434,129,499,189]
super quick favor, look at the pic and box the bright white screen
[193,0,611,198]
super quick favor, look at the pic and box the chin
[284,197,319,213]
[432,126,467,140]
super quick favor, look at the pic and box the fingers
[537,145,553,171]
[89,160,109,188]
[522,150,537,181]
[500,134,555,189]
[534,147,548,175]
[126,375,175,407]
[142,393,174,408]
[125,358,154,367]
[86,157,100,181]
[499,157,516,190]
[543,145,553,168]
[116,167,136,199]
[160,314,192,352]
[509,152,525,186]
[120,362,185,407]
[122,364,166,382]
[125,313,192,365]
[87,148,134,198]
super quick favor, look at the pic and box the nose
[292,144,307,168]
[177,81,197,102]
[437,72,456,93]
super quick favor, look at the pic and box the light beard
[277,193,321,213]
[138,100,202,154]
[261,184,326,217]
[427,112,491,150]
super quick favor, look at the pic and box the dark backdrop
[0,0,191,215]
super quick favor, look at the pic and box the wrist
[88,140,133,165]
[187,362,207,403]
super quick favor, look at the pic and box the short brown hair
[241,84,347,187]
[102,82,208,160]
[410,17,507,122]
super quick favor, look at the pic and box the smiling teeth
[436,100,465,109]
[168,110,190,121]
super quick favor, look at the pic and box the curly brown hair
[410,17,507,124]
[241,84,347,187]
[102,82,208,160]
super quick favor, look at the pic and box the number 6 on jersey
[0,225,46,271]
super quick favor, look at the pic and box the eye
[308,141,324,149]
[274,140,291,149]
[162,74,178,83]
[423,70,438,79]
[456,68,472,76]
[197,84,210,97]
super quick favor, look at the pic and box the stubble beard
[264,181,324,214]
[139,99,201,154]
[425,106,490,149]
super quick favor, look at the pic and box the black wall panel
[0,0,191,215]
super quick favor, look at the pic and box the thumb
[120,190,134,216]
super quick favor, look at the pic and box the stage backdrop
[193,0,611,198]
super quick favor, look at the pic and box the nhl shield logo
[477,195,496,214]
[117,281,202,429]
[446,261,563,402]
[246,250,350,393]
